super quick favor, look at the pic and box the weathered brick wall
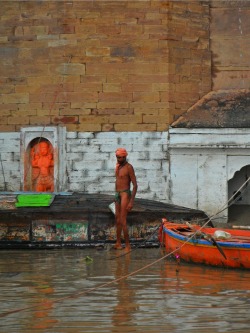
[0,131,168,201]
[210,1,250,90]
[0,1,211,132]
[168,1,211,121]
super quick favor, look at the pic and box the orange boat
[161,220,250,269]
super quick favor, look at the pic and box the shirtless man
[114,148,137,251]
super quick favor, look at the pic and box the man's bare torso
[115,163,132,192]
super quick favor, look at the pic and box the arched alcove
[228,165,250,224]
[20,126,66,192]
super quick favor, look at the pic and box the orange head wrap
[115,148,128,157]
[115,148,128,174]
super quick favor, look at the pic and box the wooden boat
[161,220,250,269]
[0,193,206,249]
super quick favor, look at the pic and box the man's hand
[127,201,133,211]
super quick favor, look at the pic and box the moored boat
[161,220,250,269]
[0,193,207,249]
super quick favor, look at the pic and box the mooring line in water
[0,202,241,320]
[2,162,250,319]
[0,238,191,319]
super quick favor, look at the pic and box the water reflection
[0,248,250,332]
[28,276,57,330]
[112,252,138,329]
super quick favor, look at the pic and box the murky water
[1,247,250,333]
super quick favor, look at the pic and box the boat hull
[162,222,250,269]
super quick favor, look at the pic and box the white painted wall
[169,128,250,223]
[0,130,169,202]
[66,131,168,201]
[169,153,198,208]
[0,132,20,191]
[3,127,250,222]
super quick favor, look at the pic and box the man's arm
[127,164,137,211]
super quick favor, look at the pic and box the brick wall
[168,1,211,122]
[210,1,250,90]
[0,1,211,132]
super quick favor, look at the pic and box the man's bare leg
[120,193,131,251]
[114,202,123,249]
[123,226,131,251]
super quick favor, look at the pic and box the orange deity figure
[31,141,54,192]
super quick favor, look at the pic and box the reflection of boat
[161,220,250,269]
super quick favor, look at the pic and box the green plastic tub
[15,194,55,207]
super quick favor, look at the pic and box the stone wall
[0,1,211,132]
[168,1,211,121]
[211,1,250,90]
[0,131,168,201]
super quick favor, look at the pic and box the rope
[0,153,7,191]
[204,175,250,227]
[0,244,179,319]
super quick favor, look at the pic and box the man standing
[114,148,137,251]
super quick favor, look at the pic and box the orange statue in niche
[31,141,54,192]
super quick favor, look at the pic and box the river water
[0,247,250,333]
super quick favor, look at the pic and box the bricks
[66,123,102,132]
[0,125,16,132]
[2,93,29,104]
[52,116,79,124]
[53,63,86,76]
[109,115,142,124]
[102,124,114,131]
[115,123,157,131]
[86,47,110,57]
[99,92,132,102]
[97,102,129,109]
[29,116,50,125]
[133,92,160,103]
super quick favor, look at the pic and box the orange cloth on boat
[115,148,128,174]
